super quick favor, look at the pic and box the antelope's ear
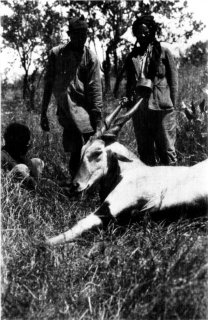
[101,133,117,145]
[114,152,133,162]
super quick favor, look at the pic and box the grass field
[1,65,208,319]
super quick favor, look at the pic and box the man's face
[69,29,88,49]
[135,23,152,45]
[14,138,31,156]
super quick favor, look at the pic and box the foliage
[2,0,42,72]
[2,0,205,97]
[180,41,208,67]
[176,102,208,165]
[139,0,204,42]
[59,0,205,91]
[176,58,208,165]
[36,2,67,70]
[2,0,65,71]
[2,0,64,108]
[2,0,42,103]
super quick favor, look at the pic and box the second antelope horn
[99,99,128,135]
[105,97,143,135]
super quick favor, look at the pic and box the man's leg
[62,129,94,180]
[69,132,94,179]
[62,128,83,179]
[133,104,156,166]
[155,110,177,166]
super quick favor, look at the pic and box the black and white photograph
[1,0,208,319]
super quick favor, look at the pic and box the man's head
[132,15,159,46]
[4,122,31,157]
[67,15,88,50]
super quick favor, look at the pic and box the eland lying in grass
[46,98,208,246]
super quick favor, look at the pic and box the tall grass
[1,62,208,319]
[2,178,208,319]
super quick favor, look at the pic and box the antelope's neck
[99,152,121,202]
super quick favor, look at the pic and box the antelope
[46,98,208,246]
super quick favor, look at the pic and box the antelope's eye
[93,150,102,157]
[91,150,103,160]
[88,150,103,162]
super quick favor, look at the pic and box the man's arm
[165,48,178,108]
[86,53,103,131]
[1,150,17,171]
[125,56,137,109]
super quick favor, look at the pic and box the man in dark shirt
[40,16,103,179]
[125,15,178,166]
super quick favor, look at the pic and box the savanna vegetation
[1,1,208,319]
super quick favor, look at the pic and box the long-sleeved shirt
[44,43,103,133]
[125,45,178,111]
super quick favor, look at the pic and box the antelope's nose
[72,181,80,191]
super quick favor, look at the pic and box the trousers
[132,102,177,166]
[62,127,93,178]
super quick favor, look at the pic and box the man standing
[40,16,103,179]
[125,15,178,166]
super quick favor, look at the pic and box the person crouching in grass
[1,122,44,190]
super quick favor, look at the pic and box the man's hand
[40,113,50,132]
[94,129,102,138]
[94,120,103,137]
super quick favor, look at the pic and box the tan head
[72,98,144,192]
[72,137,110,192]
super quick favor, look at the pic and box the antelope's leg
[46,213,102,246]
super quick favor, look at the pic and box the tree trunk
[103,51,111,93]
[29,84,35,111]
[113,66,125,98]
[23,72,29,100]
[113,50,118,77]
[23,69,37,111]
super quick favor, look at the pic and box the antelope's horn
[104,103,123,129]
[105,97,143,136]
[99,98,128,136]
